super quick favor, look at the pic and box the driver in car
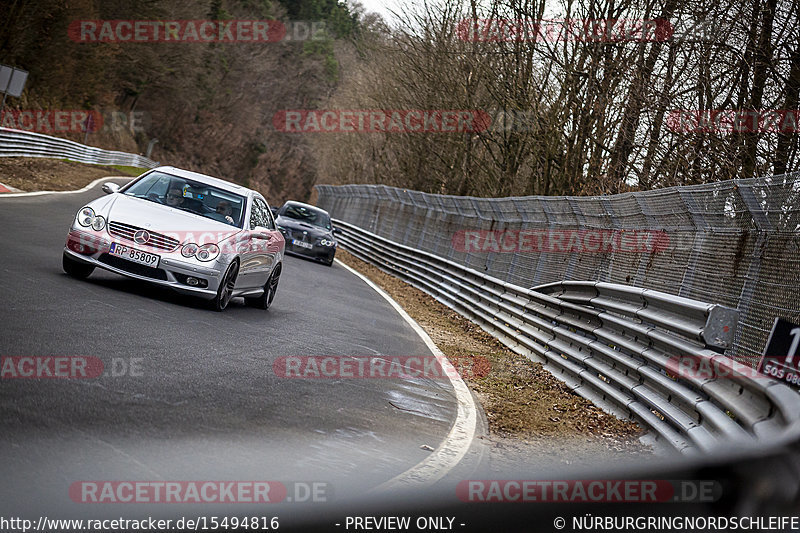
[164,185,204,214]
[165,187,185,207]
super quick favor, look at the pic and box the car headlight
[90,215,106,231]
[180,243,219,261]
[182,243,199,258]
[196,243,220,262]
[77,207,106,231]
[77,207,95,227]
[320,239,335,247]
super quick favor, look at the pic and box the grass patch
[109,165,149,176]
[0,157,138,192]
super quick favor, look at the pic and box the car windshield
[123,171,246,228]
[280,204,331,230]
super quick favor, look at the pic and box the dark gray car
[275,201,337,266]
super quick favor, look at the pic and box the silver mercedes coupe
[62,166,285,311]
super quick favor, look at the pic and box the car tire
[246,265,281,310]
[210,260,239,312]
[325,256,334,267]
[62,252,95,279]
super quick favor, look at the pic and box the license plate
[292,239,313,249]
[109,242,160,268]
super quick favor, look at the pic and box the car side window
[250,198,272,230]
[249,198,263,230]
[257,198,276,230]
[250,198,274,230]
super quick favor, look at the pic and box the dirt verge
[0,157,143,192]
[335,249,652,464]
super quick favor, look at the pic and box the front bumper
[64,229,224,299]
[284,241,336,262]
[281,233,335,262]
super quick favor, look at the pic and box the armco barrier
[331,218,800,453]
[0,127,158,168]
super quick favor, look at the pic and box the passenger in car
[210,200,236,225]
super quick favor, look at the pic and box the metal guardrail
[333,218,800,454]
[534,281,740,350]
[0,127,158,168]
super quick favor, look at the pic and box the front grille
[98,254,168,280]
[284,229,314,244]
[108,221,180,252]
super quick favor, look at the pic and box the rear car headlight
[182,243,199,258]
[196,243,220,262]
[77,207,95,227]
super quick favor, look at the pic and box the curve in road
[0,178,478,518]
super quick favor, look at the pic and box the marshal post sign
[757,318,800,389]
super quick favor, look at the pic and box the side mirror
[332,227,341,234]
[102,182,120,194]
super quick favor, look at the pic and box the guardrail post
[565,197,588,281]
[509,197,534,285]
[676,187,709,299]
[732,179,773,365]
[531,197,554,286]
[598,197,619,283]
[632,194,660,286]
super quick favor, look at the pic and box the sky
[354,0,566,27]
[356,0,404,24]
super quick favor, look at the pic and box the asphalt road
[0,180,470,519]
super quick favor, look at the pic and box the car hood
[90,194,241,242]
[275,217,332,238]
